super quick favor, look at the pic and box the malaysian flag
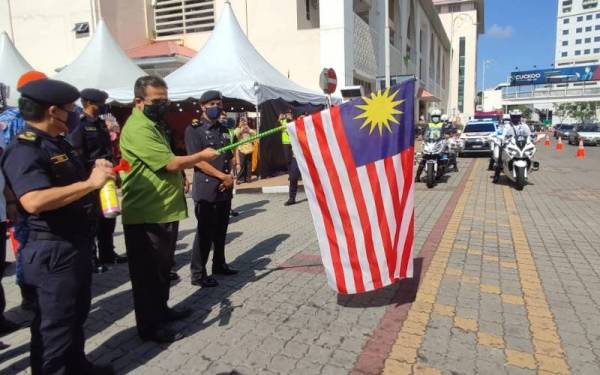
[287,80,415,294]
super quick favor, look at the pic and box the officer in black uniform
[67,89,127,272]
[185,90,238,288]
[1,78,115,375]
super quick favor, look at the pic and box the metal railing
[502,87,600,100]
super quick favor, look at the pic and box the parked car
[553,124,564,138]
[555,124,575,140]
[458,120,497,156]
[568,124,600,146]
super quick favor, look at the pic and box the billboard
[510,64,600,86]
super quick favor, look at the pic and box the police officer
[280,110,300,206]
[415,108,446,182]
[1,78,115,374]
[67,89,127,272]
[186,90,238,288]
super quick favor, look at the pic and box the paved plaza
[1,141,600,374]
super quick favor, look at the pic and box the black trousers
[124,222,178,336]
[96,217,116,262]
[0,222,6,323]
[21,236,93,375]
[190,200,231,280]
[237,152,252,182]
[284,145,300,199]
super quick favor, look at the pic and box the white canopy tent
[163,1,326,106]
[54,20,146,97]
[0,31,34,106]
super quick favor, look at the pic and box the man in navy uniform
[186,90,238,288]
[67,88,127,272]
[1,78,115,374]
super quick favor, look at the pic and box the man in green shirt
[120,76,218,343]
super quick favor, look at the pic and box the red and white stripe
[287,107,415,294]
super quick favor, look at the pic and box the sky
[476,0,558,91]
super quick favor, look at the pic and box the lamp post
[384,0,391,88]
[481,59,493,110]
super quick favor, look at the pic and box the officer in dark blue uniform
[185,90,238,288]
[1,78,115,375]
[67,88,126,272]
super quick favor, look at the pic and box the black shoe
[140,327,185,343]
[191,273,219,288]
[89,364,115,375]
[0,319,21,335]
[93,263,108,274]
[99,253,128,264]
[230,210,240,217]
[284,198,296,206]
[212,263,238,276]
[169,272,181,282]
[0,341,8,350]
[165,307,192,322]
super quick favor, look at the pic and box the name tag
[51,154,69,164]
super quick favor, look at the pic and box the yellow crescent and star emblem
[354,87,404,136]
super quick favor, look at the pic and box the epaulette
[17,131,38,143]
[191,118,200,127]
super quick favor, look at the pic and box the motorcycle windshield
[425,129,442,141]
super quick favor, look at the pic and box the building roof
[126,41,196,59]
[431,0,485,34]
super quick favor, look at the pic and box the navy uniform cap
[200,90,222,104]
[80,88,108,103]
[18,78,80,106]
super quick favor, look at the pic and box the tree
[557,102,599,124]
[553,103,570,124]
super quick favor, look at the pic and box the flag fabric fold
[287,79,416,294]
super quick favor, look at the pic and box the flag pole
[217,125,287,154]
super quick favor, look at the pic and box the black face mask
[143,102,169,123]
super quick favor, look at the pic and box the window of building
[563,7,571,12]
[576,27,583,32]
[562,40,568,46]
[597,13,600,18]
[73,22,90,37]
[449,4,461,12]
[561,51,568,57]
[154,0,215,37]
[575,50,581,55]
[585,49,591,54]
[562,0,572,5]
[595,36,600,41]
[596,25,600,30]
[594,48,600,53]
[563,29,569,35]
[586,14,593,20]
[585,37,591,43]
[429,34,435,79]
[458,37,466,113]
[585,26,592,31]
[297,0,320,29]
[576,39,582,44]
[577,16,584,21]
[564,18,570,24]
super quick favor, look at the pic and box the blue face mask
[66,111,80,133]
[206,106,222,120]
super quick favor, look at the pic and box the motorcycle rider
[489,114,511,170]
[415,108,445,182]
[493,109,531,183]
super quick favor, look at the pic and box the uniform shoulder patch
[50,153,69,164]
[17,131,37,142]
[191,118,200,127]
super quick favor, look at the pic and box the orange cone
[544,134,551,147]
[556,137,563,151]
[576,138,585,159]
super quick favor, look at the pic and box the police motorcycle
[495,112,539,191]
[421,128,449,188]
[489,114,511,171]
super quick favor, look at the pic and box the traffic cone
[544,134,551,147]
[576,138,585,159]
[556,137,563,151]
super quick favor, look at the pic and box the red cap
[17,71,48,90]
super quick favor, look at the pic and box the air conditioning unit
[340,86,364,100]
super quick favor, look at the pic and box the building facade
[555,0,600,67]
[0,0,450,118]
[432,0,484,124]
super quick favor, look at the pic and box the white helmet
[509,109,523,125]
[502,114,510,120]
[509,109,523,116]
[430,109,442,117]
[441,114,449,122]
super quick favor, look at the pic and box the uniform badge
[192,119,200,127]
[17,131,37,142]
[50,153,69,164]
[84,126,98,131]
